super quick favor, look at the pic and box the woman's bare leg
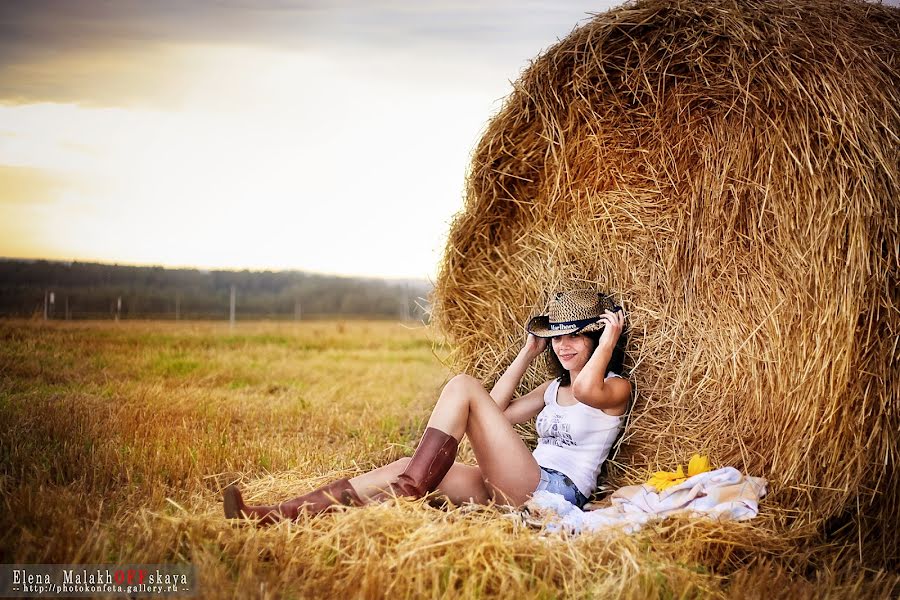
[229,374,534,523]
[348,458,410,501]
[351,374,540,507]
[425,374,541,506]
[434,463,492,505]
[350,459,493,505]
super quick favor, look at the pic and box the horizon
[0,256,432,283]
[0,1,625,280]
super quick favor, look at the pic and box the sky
[0,0,627,280]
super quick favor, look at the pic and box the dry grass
[432,0,899,582]
[1,319,897,598]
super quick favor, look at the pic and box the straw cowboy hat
[526,289,619,338]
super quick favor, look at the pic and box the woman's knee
[442,374,483,398]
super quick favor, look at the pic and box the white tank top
[531,374,625,497]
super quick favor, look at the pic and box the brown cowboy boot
[387,427,459,499]
[224,478,364,525]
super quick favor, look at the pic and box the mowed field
[0,319,888,599]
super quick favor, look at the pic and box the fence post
[230,285,236,330]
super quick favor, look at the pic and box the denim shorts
[534,467,590,509]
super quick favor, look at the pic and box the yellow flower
[647,465,685,491]
[688,454,710,477]
[646,455,711,491]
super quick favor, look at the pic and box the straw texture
[432,0,899,568]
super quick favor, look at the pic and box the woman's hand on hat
[598,308,625,347]
[523,333,548,358]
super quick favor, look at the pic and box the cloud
[0,1,600,53]
[0,1,616,107]
[0,1,319,107]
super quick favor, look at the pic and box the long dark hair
[547,328,629,386]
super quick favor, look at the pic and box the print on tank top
[539,413,575,448]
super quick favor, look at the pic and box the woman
[224,289,631,524]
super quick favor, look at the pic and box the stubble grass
[0,320,895,598]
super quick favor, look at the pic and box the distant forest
[0,259,432,321]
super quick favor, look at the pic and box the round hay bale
[432,0,899,566]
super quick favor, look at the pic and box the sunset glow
[0,1,623,279]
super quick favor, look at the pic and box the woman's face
[551,333,596,372]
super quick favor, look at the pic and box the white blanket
[525,467,768,535]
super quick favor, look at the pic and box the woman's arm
[489,334,547,411]
[572,310,632,411]
[502,381,551,425]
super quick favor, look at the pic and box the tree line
[0,259,431,321]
